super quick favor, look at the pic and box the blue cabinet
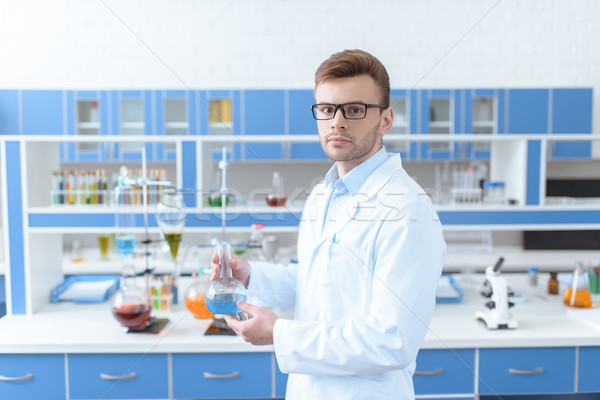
[550,88,593,159]
[275,357,288,398]
[414,348,475,395]
[289,89,325,160]
[0,354,65,400]
[21,90,64,135]
[507,89,549,134]
[479,347,575,395]
[578,346,600,392]
[68,353,168,399]
[0,90,20,135]
[243,90,285,160]
[172,352,271,399]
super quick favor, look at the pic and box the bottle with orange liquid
[184,269,214,319]
[564,262,593,309]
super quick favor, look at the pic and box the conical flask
[205,241,247,314]
[564,261,592,308]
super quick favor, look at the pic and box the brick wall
[0,0,598,137]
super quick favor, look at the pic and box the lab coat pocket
[319,243,370,318]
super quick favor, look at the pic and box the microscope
[474,257,518,329]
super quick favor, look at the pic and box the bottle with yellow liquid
[564,262,593,309]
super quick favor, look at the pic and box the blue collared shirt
[322,146,389,233]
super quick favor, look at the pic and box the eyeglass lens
[313,103,367,120]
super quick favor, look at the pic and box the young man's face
[314,74,392,170]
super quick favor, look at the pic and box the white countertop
[1,274,600,354]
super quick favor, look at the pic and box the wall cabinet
[1,87,592,163]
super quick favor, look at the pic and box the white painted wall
[0,0,598,131]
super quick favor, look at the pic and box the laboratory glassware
[114,186,137,258]
[156,191,187,305]
[564,261,592,308]
[111,265,152,329]
[184,269,215,319]
[205,241,248,315]
[242,223,268,262]
[266,171,287,207]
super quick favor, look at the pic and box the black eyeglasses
[311,102,386,120]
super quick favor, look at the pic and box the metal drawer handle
[203,371,241,379]
[0,374,34,381]
[508,367,544,375]
[100,373,138,380]
[414,368,444,375]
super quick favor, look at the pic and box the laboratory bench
[1,274,600,399]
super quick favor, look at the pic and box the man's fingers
[235,300,257,316]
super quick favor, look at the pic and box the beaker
[205,241,247,315]
[111,265,152,328]
[564,261,593,308]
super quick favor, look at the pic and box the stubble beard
[320,121,381,162]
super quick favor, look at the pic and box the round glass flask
[205,242,247,315]
[184,269,215,319]
[111,266,152,329]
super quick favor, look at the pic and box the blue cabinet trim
[6,141,26,314]
[0,90,20,134]
[181,141,197,207]
[526,140,542,205]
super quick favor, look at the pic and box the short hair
[314,49,390,108]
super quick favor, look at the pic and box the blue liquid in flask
[205,293,247,314]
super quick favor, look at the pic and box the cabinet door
[0,89,20,135]
[243,90,285,160]
[507,89,549,134]
[550,88,593,159]
[68,353,168,399]
[413,349,474,395]
[421,89,458,160]
[289,89,326,160]
[21,90,64,135]
[274,355,288,398]
[0,354,65,400]
[479,347,575,394]
[578,346,600,392]
[114,90,154,161]
[172,352,271,399]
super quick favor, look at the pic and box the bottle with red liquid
[112,265,152,328]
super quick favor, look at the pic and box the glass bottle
[111,265,152,328]
[242,223,268,262]
[564,262,592,308]
[548,272,559,295]
[184,268,215,319]
[205,241,247,315]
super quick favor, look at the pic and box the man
[212,49,446,399]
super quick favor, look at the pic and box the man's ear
[379,107,394,135]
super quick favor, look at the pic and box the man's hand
[224,301,278,345]
[210,252,251,287]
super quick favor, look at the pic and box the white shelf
[429,121,452,128]
[121,122,145,129]
[472,121,495,129]
[165,122,189,129]
[77,122,101,129]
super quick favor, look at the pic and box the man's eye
[320,106,334,114]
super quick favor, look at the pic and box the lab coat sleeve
[246,261,298,308]
[273,195,446,376]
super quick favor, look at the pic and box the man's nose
[329,108,348,130]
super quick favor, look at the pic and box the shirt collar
[324,146,388,195]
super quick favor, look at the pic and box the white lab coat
[248,153,446,400]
